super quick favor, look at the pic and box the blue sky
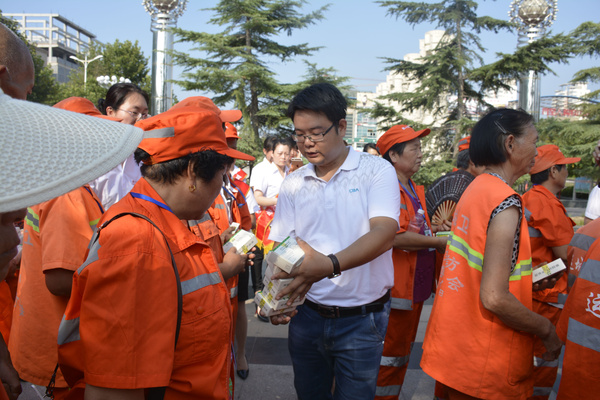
[4,0,599,99]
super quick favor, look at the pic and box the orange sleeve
[77,222,177,389]
[398,190,410,234]
[39,189,98,273]
[530,199,574,248]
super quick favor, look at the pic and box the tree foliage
[172,0,329,150]
[59,39,151,105]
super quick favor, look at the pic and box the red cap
[376,125,430,156]
[135,107,254,165]
[171,96,242,123]
[224,122,239,139]
[530,144,580,175]
[458,136,470,152]
[53,97,120,121]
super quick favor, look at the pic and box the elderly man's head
[0,22,34,100]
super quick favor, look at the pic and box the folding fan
[425,170,475,225]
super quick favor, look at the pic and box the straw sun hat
[0,91,144,212]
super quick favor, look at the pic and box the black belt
[303,290,390,319]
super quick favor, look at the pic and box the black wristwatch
[327,254,341,279]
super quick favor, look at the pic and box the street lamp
[69,54,103,90]
[96,75,132,89]
[142,0,188,115]
[509,0,558,122]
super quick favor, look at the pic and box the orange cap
[530,144,580,175]
[53,97,120,121]
[171,96,242,123]
[376,125,430,156]
[224,122,239,139]
[458,136,470,152]
[135,107,254,165]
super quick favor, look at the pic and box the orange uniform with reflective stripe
[421,174,534,400]
[376,180,433,399]
[58,179,232,400]
[0,282,13,344]
[9,185,102,389]
[554,238,600,399]
[566,217,600,290]
[522,185,574,400]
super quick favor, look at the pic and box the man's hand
[532,263,563,292]
[269,309,299,326]
[220,226,237,244]
[540,321,563,361]
[219,248,251,281]
[271,238,331,305]
[0,339,21,400]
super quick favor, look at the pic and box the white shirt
[257,164,289,199]
[270,147,400,307]
[249,158,274,193]
[585,185,600,220]
[89,153,141,209]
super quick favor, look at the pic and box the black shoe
[236,368,249,380]
[256,312,269,323]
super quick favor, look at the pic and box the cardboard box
[263,263,293,293]
[254,291,296,316]
[532,258,567,283]
[266,236,304,273]
[223,229,257,255]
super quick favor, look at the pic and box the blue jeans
[288,300,391,400]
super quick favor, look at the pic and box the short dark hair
[134,148,233,185]
[530,164,564,185]
[382,142,407,163]
[286,83,347,126]
[470,108,534,167]
[98,83,149,115]
[263,135,277,152]
[456,149,470,169]
[273,136,294,151]
[363,143,379,154]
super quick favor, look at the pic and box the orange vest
[555,238,600,398]
[523,185,574,304]
[230,178,252,231]
[391,181,433,310]
[421,174,534,400]
[566,218,600,291]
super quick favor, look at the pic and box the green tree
[172,0,328,149]
[0,11,61,104]
[570,22,600,121]
[59,39,151,105]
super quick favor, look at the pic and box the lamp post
[509,0,558,122]
[142,0,188,115]
[69,54,103,90]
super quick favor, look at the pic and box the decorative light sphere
[518,0,550,25]
[142,0,187,20]
[152,0,181,12]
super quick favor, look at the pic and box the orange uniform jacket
[57,179,232,400]
[9,185,103,388]
[421,174,534,400]
[566,217,600,290]
[376,181,433,399]
[555,237,600,398]
[523,185,574,305]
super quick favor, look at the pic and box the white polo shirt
[270,147,400,307]
[256,164,289,199]
[89,153,141,209]
[249,158,274,193]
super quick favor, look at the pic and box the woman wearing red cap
[420,109,562,400]
[58,107,254,400]
[374,125,449,400]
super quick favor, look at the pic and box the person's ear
[106,106,116,117]
[337,119,347,136]
[0,65,10,91]
[505,134,516,156]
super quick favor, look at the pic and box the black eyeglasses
[292,124,336,144]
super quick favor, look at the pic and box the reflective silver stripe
[524,207,532,221]
[448,235,483,270]
[533,356,559,368]
[557,293,568,305]
[528,226,542,238]
[181,271,222,295]
[198,213,212,223]
[533,387,552,396]
[230,286,238,298]
[77,236,101,274]
[570,232,596,252]
[400,203,407,211]
[143,127,175,139]
[568,272,577,288]
[567,317,600,352]
[380,355,410,368]
[25,208,40,232]
[579,259,600,284]
[57,316,80,345]
[214,203,226,210]
[375,385,401,397]
[390,297,412,310]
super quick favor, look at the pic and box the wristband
[327,254,341,279]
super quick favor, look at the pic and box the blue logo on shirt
[349,188,359,193]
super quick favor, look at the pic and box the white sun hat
[0,91,144,212]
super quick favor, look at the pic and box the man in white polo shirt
[269,83,400,400]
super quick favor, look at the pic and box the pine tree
[172,0,328,149]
